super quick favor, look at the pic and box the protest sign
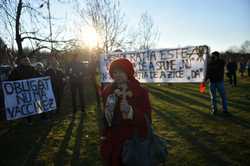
[100,46,209,83]
[2,76,56,120]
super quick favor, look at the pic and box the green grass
[0,76,249,166]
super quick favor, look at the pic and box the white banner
[2,76,56,120]
[100,46,209,83]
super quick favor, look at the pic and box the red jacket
[100,79,152,166]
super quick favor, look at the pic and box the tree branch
[21,36,76,43]
[29,46,50,56]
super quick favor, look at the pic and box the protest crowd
[1,43,250,166]
[0,44,93,125]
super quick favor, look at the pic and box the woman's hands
[120,99,133,120]
[104,86,134,126]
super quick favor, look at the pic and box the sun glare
[80,26,99,49]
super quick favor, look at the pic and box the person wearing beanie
[100,58,152,166]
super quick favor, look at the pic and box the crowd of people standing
[0,53,90,125]
[0,46,250,165]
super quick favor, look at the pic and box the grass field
[0,75,249,166]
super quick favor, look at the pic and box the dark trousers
[209,81,228,112]
[54,86,64,112]
[229,72,237,87]
[70,82,85,112]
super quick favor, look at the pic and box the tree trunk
[16,0,23,57]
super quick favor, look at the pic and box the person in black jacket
[226,58,237,87]
[0,65,12,121]
[68,54,85,113]
[205,51,228,115]
[239,58,246,77]
[8,56,41,124]
[45,57,66,113]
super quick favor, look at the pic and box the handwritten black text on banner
[100,46,209,83]
[2,77,56,120]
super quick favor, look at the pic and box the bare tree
[241,40,250,53]
[227,45,241,53]
[227,41,250,54]
[133,12,160,50]
[79,0,126,53]
[0,0,75,56]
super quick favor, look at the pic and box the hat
[211,51,220,58]
[109,58,134,80]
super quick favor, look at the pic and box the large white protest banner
[2,76,56,120]
[100,46,209,83]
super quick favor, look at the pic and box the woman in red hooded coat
[100,58,152,166]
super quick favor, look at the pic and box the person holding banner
[205,51,228,115]
[9,56,40,80]
[0,64,12,121]
[0,46,13,121]
[45,57,66,113]
[8,56,41,124]
[100,58,152,166]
